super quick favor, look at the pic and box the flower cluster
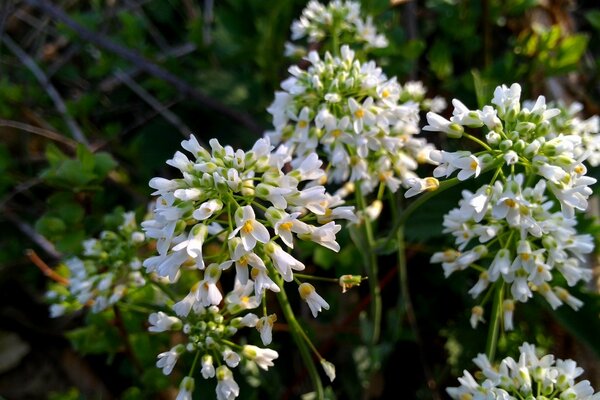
[148,306,279,400]
[422,83,596,328]
[46,211,148,316]
[142,135,353,398]
[268,45,443,194]
[542,101,600,167]
[447,342,600,400]
[285,0,387,58]
[422,83,596,217]
[431,174,594,328]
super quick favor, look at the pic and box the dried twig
[114,69,194,139]
[1,34,90,145]
[98,42,197,92]
[24,0,264,135]
[4,211,62,259]
[0,119,78,148]
[26,249,69,285]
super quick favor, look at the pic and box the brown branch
[24,0,264,136]
[98,42,197,92]
[114,69,194,139]
[4,210,62,259]
[25,249,69,285]
[1,34,90,145]
[0,119,78,148]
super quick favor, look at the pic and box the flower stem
[355,184,381,346]
[485,282,504,362]
[464,132,493,151]
[270,265,324,399]
[395,212,442,400]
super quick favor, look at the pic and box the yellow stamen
[469,160,479,170]
[331,129,342,138]
[354,109,365,119]
[574,165,584,174]
[279,221,293,231]
[381,89,390,98]
[298,120,308,129]
[504,198,517,208]
[242,220,254,234]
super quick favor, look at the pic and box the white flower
[503,299,515,331]
[469,306,484,329]
[242,345,279,370]
[201,354,215,379]
[228,206,270,251]
[491,83,521,117]
[404,177,439,198]
[298,282,329,317]
[176,377,194,400]
[216,366,240,400]
[321,359,336,382]
[148,311,181,332]
[256,314,277,345]
[423,112,464,137]
[265,242,305,282]
[222,349,241,368]
[156,345,184,375]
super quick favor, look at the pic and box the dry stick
[1,35,89,145]
[24,0,264,136]
[26,249,69,285]
[0,119,78,148]
[4,211,62,260]
[114,69,195,139]
[98,42,197,92]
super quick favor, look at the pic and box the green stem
[189,350,201,376]
[294,273,339,283]
[485,282,504,362]
[355,184,381,346]
[270,265,324,399]
[463,132,492,151]
[396,221,442,400]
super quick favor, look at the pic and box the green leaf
[428,40,453,80]
[45,144,68,167]
[93,152,117,178]
[76,144,95,172]
[313,246,336,270]
[35,216,66,237]
[585,10,600,31]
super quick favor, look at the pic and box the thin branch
[0,177,43,211]
[24,0,264,135]
[114,69,193,139]
[0,119,78,148]
[26,249,69,284]
[3,210,62,260]
[0,34,89,145]
[98,42,197,92]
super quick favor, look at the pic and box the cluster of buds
[142,135,356,399]
[422,83,596,217]
[447,342,600,400]
[267,45,443,194]
[543,100,600,167]
[419,83,596,329]
[47,211,148,316]
[148,306,278,400]
[285,0,388,58]
[431,174,594,329]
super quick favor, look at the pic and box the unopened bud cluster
[268,45,443,194]
[47,211,148,316]
[447,342,600,400]
[285,0,387,58]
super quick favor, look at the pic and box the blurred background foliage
[1,0,600,399]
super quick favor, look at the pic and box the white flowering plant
[9,0,598,399]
